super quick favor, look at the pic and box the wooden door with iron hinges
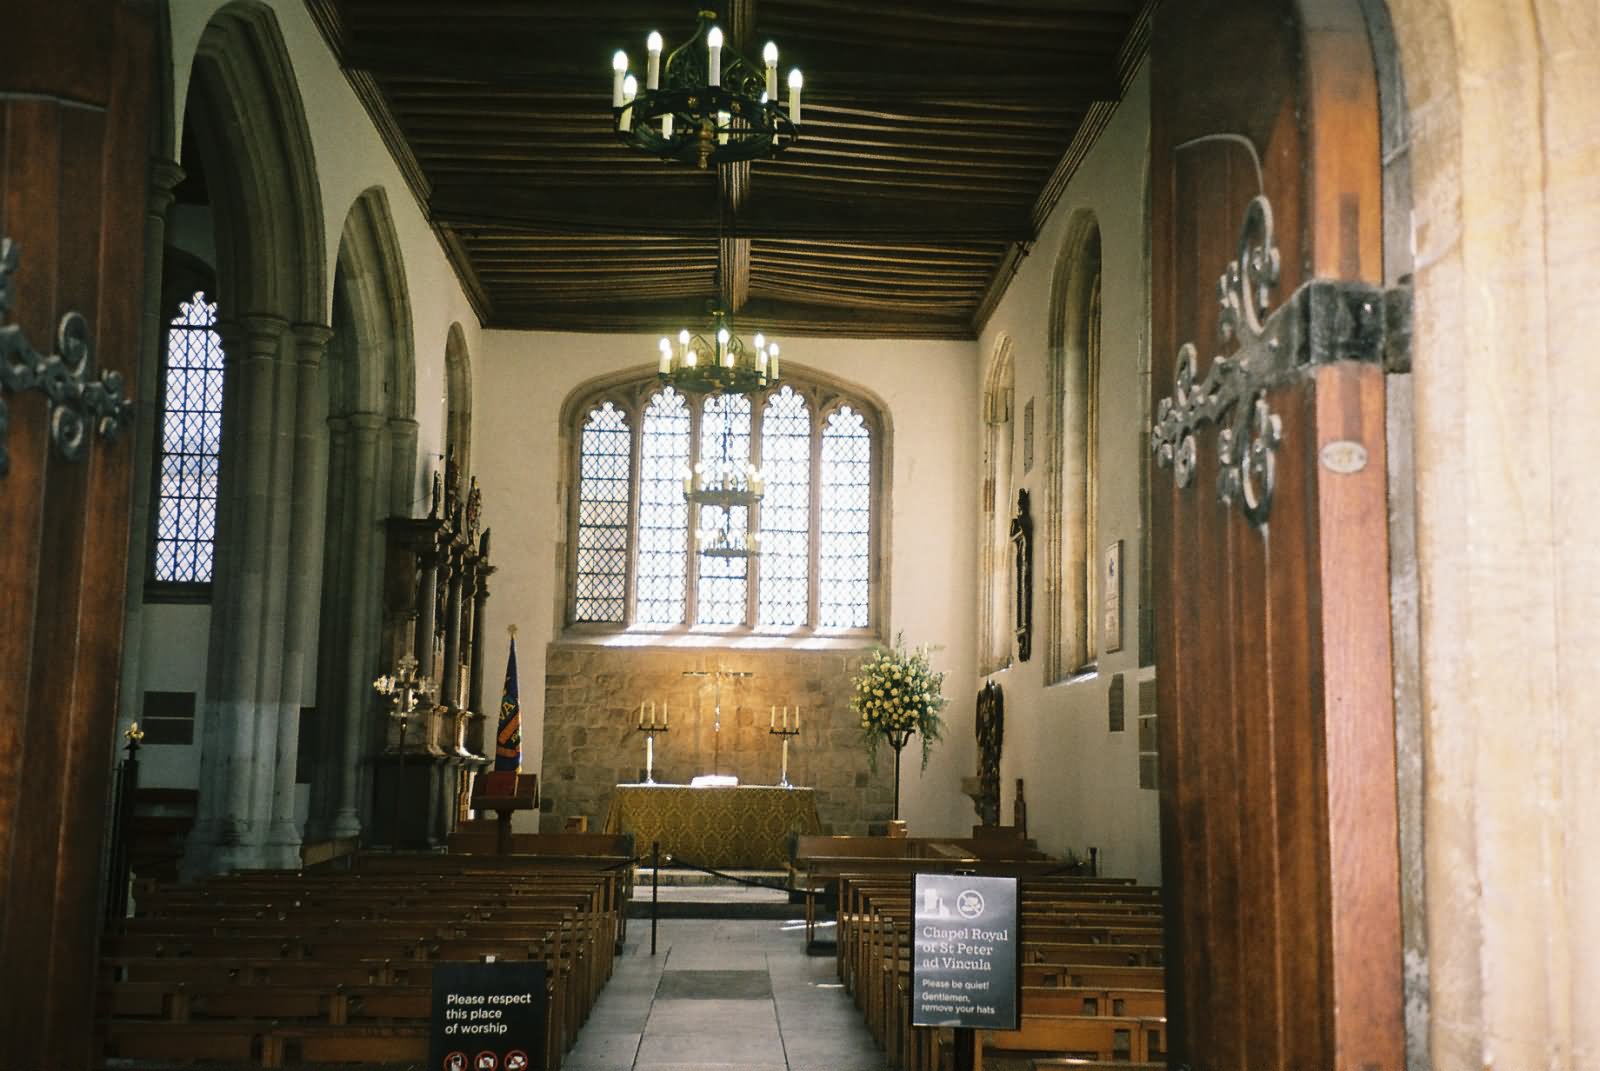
[1149,1,1405,1069]
[0,2,155,1067]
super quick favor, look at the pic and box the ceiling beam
[433,186,1032,243]
[483,295,977,339]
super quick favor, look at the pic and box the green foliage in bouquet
[850,634,948,772]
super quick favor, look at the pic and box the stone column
[305,413,350,841]
[264,323,332,868]
[243,313,303,864]
[182,317,247,879]
[329,411,383,839]
[116,157,184,737]
[209,314,289,873]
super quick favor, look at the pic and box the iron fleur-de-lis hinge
[1150,195,1412,527]
[0,236,135,476]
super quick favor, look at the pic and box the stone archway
[307,186,417,843]
[171,0,332,876]
[1380,3,1600,1067]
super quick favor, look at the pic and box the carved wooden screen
[1150,1,1405,1068]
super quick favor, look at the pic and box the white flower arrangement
[850,634,948,771]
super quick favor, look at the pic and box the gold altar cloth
[601,784,822,869]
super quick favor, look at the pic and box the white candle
[717,109,730,145]
[661,113,673,138]
[796,706,801,729]
[662,702,668,727]
[646,31,662,91]
[707,26,723,87]
[619,75,638,131]
[612,51,629,108]
[768,343,780,381]
[770,705,775,728]
[638,701,644,726]
[763,42,778,100]
[782,706,789,729]
[788,68,803,125]
[659,337,672,374]
[718,327,731,367]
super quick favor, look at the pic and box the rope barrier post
[650,840,660,956]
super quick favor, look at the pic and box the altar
[601,784,822,869]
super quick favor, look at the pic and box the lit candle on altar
[763,41,778,99]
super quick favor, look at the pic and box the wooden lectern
[470,771,538,855]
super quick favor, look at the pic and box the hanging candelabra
[611,8,804,170]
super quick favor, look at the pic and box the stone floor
[566,918,889,1071]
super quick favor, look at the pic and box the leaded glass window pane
[819,405,871,628]
[695,393,751,625]
[152,291,225,583]
[758,386,811,626]
[574,402,632,622]
[636,388,691,624]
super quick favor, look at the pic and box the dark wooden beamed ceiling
[307,0,1151,338]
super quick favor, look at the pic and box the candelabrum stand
[769,724,801,787]
[374,653,438,847]
[886,727,915,821]
[638,724,670,784]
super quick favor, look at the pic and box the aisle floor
[565,918,888,1071]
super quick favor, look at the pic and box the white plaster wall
[976,66,1160,884]
[473,332,981,837]
[135,604,212,787]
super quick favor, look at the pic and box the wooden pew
[99,851,628,1070]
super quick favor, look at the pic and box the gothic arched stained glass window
[152,291,226,584]
[566,375,882,635]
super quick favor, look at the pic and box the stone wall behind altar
[541,644,896,837]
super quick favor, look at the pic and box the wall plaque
[431,960,547,1071]
[910,873,1020,1030]
[1103,539,1124,653]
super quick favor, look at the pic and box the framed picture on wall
[1103,540,1123,653]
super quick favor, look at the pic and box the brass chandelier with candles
[610,8,803,170]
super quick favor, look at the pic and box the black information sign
[910,873,1020,1030]
[430,960,547,1071]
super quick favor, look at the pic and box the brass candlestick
[635,700,670,784]
[767,705,802,787]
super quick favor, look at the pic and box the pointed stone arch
[1043,210,1102,683]
[186,0,325,327]
[306,186,418,842]
[444,321,473,482]
[173,0,334,876]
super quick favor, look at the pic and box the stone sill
[555,627,880,652]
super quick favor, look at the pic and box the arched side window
[979,338,1015,673]
[151,290,226,586]
[573,402,632,623]
[564,372,884,636]
[1045,212,1103,680]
